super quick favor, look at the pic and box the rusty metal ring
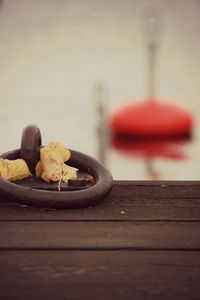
[20,124,42,175]
[0,126,113,209]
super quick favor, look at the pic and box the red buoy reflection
[111,134,191,180]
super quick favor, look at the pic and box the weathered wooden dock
[0,181,200,299]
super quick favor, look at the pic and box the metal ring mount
[0,125,113,209]
[20,124,42,175]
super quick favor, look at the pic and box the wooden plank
[0,250,200,300]
[0,221,200,249]
[0,181,200,221]
[0,201,200,221]
[111,181,200,200]
[1,181,200,207]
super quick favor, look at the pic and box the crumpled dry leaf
[0,158,32,181]
[35,142,77,183]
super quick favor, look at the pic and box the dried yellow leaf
[35,160,42,177]
[35,142,77,183]
[0,158,32,181]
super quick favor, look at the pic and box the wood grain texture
[1,180,200,205]
[0,201,200,221]
[1,221,200,249]
[0,180,200,300]
[0,250,200,300]
[111,181,200,200]
[0,181,200,221]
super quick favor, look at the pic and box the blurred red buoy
[109,98,193,138]
[109,7,194,138]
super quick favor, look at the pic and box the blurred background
[0,0,200,180]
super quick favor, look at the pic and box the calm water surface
[0,0,200,180]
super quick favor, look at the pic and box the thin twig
[58,178,61,192]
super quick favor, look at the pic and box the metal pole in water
[93,82,109,167]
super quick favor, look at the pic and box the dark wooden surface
[0,180,200,299]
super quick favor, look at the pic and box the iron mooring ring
[0,125,113,209]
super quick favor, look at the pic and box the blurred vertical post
[147,37,157,99]
[141,3,163,100]
[93,82,109,167]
